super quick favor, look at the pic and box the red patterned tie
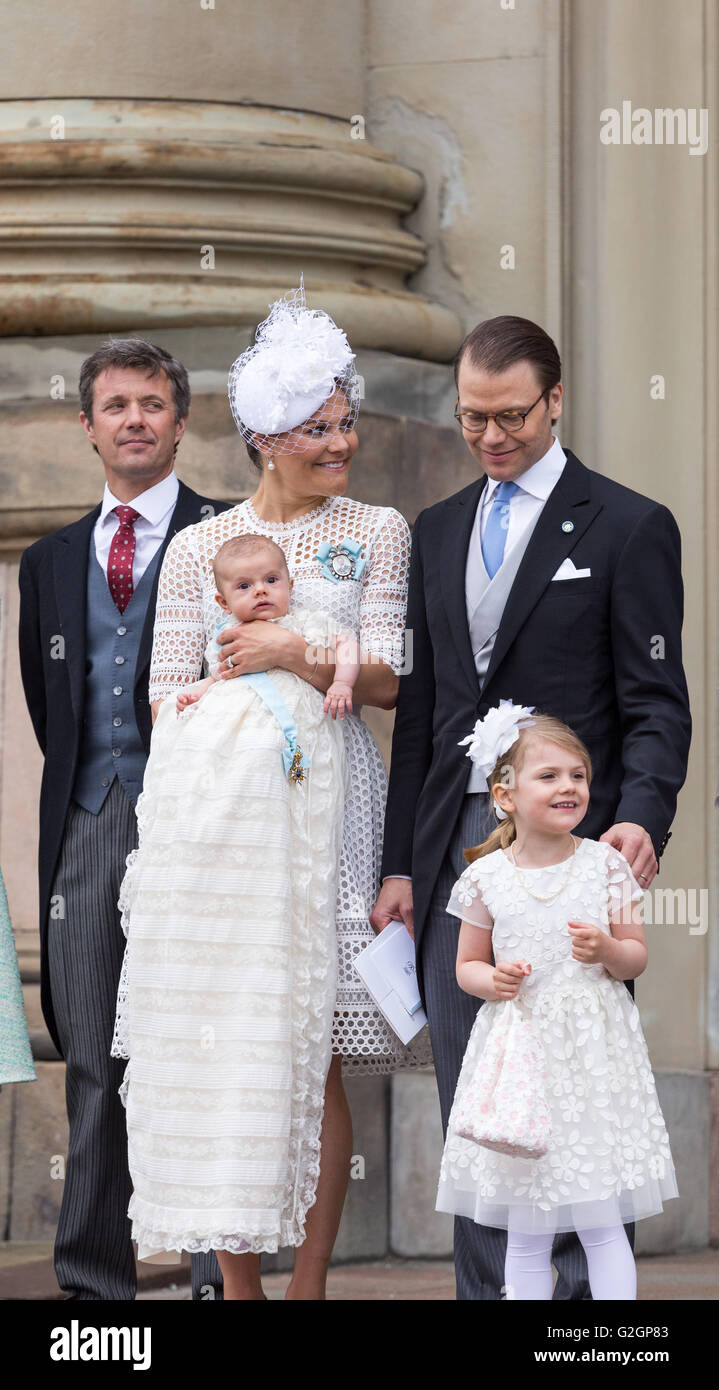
[107,505,140,613]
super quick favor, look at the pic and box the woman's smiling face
[257,388,359,499]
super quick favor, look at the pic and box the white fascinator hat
[459,699,536,820]
[228,276,361,454]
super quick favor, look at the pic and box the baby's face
[216,551,291,622]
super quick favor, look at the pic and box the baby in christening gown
[111,534,360,1262]
[177,537,360,726]
[435,707,678,1301]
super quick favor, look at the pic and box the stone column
[366,0,566,339]
[0,98,457,355]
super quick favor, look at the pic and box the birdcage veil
[227,276,361,456]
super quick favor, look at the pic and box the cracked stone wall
[366,0,561,337]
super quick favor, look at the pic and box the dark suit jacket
[18,479,232,1055]
[380,449,692,997]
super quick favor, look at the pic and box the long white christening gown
[111,604,346,1257]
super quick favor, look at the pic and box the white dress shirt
[93,471,180,584]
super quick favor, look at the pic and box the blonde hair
[463,713,592,865]
[212,533,288,591]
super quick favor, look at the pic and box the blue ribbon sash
[239,671,310,784]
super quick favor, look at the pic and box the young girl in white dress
[111,535,359,1282]
[436,702,678,1301]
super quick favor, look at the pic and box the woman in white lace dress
[146,285,431,1297]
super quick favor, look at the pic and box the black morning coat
[380,449,692,1000]
[18,480,233,1056]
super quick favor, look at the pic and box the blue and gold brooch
[285,744,309,785]
[315,538,367,584]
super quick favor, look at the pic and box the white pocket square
[551,557,592,580]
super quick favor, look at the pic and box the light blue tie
[481,480,519,579]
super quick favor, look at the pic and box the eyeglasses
[453,387,551,435]
[301,418,355,438]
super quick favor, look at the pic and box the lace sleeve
[605,846,646,917]
[359,508,410,675]
[446,863,494,928]
[148,526,206,701]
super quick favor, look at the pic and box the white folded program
[353,921,427,1045]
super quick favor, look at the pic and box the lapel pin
[561,521,574,533]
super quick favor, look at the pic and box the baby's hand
[176,690,202,714]
[324,681,354,722]
[493,959,531,1000]
[568,920,608,965]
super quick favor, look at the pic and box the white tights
[504,1221,637,1301]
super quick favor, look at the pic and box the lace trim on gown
[112,608,345,1255]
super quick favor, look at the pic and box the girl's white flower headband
[458,699,536,820]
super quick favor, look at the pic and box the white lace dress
[111,605,346,1257]
[436,839,678,1235]
[147,494,432,1074]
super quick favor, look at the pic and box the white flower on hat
[228,277,359,444]
[459,699,536,817]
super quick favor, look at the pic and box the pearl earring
[267,457,275,471]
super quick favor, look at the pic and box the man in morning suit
[371,316,691,1301]
[18,339,231,1300]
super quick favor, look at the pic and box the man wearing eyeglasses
[371,315,691,1301]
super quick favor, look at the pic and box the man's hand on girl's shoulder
[599,822,657,887]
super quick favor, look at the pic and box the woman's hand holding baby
[492,960,531,1000]
[215,621,297,678]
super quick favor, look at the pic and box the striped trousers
[48,777,224,1300]
[421,792,635,1301]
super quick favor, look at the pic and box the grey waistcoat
[464,499,547,792]
[72,541,163,814]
